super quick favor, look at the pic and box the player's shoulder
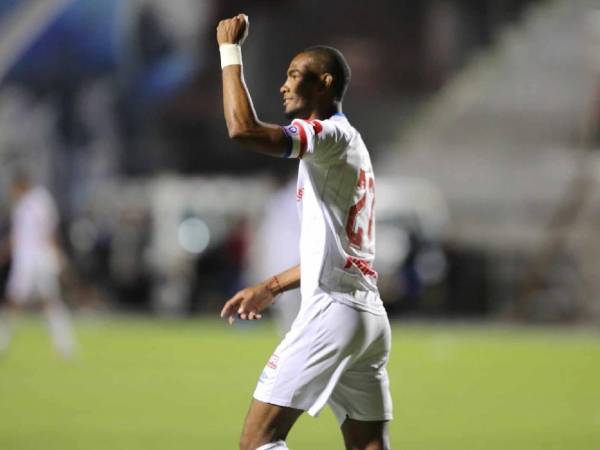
[316,112,353,129]
[296,113,355,140]
[27,187,57,212]
[28,186,51,203]
[325,113,358,139]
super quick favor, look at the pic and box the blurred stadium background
[1,0,599,449]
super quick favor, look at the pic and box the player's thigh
[328,311,393,425]
[341,418,390,450]
[240,399,303,450]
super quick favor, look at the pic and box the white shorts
[253,291,393,425]
[7,257,60,304]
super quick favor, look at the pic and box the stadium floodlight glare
[177,217,210,255]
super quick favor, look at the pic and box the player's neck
[308,102,342,121]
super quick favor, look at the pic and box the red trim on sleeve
[308,120,323,134]
[293,120,308,158]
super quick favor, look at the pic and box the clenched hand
[217,13,249,46]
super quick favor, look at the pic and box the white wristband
[219,44,242,69]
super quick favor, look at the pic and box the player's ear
[320,73,333,92]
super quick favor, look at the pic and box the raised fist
[217,14,249,46]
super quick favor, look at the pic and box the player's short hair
[302,45,351,102]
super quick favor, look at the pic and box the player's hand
[217,14,249,46]
[220,282,274,325]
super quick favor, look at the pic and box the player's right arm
[217,14,288,157]
[220,264,300,325]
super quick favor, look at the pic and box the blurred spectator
[191,215,251,314]
[110,207,153,310]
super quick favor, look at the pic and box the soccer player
[0,172,76,358]
[218,14,393,450]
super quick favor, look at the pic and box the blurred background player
[0,172,76,358]
[218,14,392,450]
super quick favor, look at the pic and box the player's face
[280,53,321,120]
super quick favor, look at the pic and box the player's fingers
[237,14,249,37]
[235,290,258,320]
[240,303,259,320]
[237,300,250,315]
[220,293,243,318]
[220,301,233,318]
[225,301,243,326]
[220,306,227,318]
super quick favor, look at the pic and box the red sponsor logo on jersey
[296,187,304,201]
[267,354,279,369]
[345,256,378,278]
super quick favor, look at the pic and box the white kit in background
[8,187,61,302]
[1,186,76,357]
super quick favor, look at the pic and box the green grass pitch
[1,316,599,450]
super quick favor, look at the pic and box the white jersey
[7,186,61,301]
[282,113,384,315]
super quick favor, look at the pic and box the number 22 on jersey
[345,168,375,252]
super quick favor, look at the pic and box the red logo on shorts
[267,354,279,369]
[296,187,304,202]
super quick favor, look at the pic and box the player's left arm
[217,14,288,157]
[220,264,300,325]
